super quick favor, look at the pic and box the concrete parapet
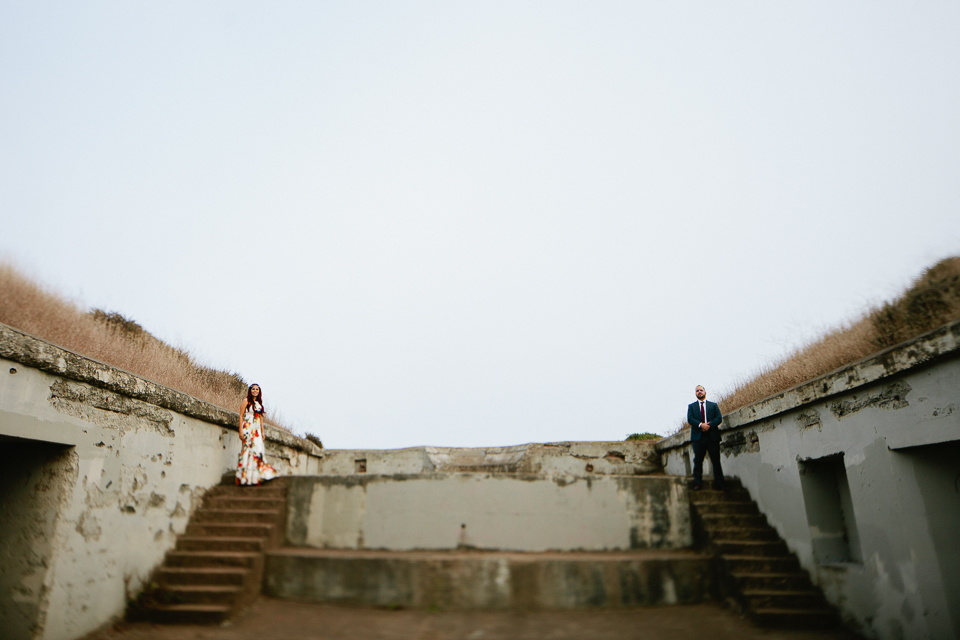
[264,548,715,610]
[284,474,691,552]
[315,440,661,477]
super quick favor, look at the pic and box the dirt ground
[85,597,861,640]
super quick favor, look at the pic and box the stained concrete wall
[264,548,715,610]
[285,474,692,552]
[0,323,323,640]
[315,441,661,477]
[658,319,960,640]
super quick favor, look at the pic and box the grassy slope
[0,263,286,428]
[710,256,960,425]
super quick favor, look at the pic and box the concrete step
[176,536,266,553]
[688,490,753,504]
[685,477,743,489]
[159,566,249,586]
[185,522,275,538]
[140,603,231,625]
[192,508,282,524]
[265,548,716,610]
[706,527,780,542]
[714,540,789,557]
[208,485,286,500]
[694,502,760,516]
[732,572,814,592]
[132,478,289,627]
[699,513,768,529]
[720,555,801,574]
[687,481,839,630]
[206,496,284,511]
[752,608,839,629]
[162,585,243,605]
[742,589,828,610]
[165,551,260,569]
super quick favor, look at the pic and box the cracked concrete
[49,379,175,436]
[828,380,911,420]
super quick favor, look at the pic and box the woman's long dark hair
[246,384,264,412]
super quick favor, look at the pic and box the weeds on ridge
[677,256,960,432]
[0,263,290,431]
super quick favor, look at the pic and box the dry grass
[0,263,288,430]
[683,256,960,430]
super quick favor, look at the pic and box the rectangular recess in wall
[798,453,862,564]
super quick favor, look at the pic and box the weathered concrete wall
[0,323,323,640]
[264,548,715,610]
[315,440,661,477]
[285,474,691,552]
[658,320,960,640]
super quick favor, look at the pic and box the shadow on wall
[897,441,960,636]
[798,453,863,565]
[0,437,78,640]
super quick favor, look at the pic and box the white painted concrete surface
[658,319,960,640]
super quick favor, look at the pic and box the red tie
[700,402,706,424]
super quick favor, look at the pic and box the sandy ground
[84,597,861,640]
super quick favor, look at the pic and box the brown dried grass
[681,256,960,432]
[0,263,288,430]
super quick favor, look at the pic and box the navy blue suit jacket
[687,400,723,443]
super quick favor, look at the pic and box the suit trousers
[692,437,725,488]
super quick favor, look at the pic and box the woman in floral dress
[236,383,277,486]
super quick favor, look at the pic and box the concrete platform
[263,548,716,610]
[87,596,864,640]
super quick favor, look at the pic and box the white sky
[2,2,959,449]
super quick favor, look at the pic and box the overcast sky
[2,2,959,449]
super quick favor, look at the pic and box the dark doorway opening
[0,436,76,640]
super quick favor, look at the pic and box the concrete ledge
[656,318,960,453]
[264,548,716,610]
[0,322,322,457]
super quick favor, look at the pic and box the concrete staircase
[689,478,839,629]
[130,478,288,624]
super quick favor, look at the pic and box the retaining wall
[0,323,323,640]
[284,474,691,552]
[264,548,714,610]
[657,319,960,640]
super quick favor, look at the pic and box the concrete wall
[657,319,960,640]
[0,323,323,640]
[285,474,691,552]
[264,548,715,610]
[315,440,661,477]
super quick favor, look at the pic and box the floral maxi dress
[236,400,277,486]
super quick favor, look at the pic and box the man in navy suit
[687,385,725,490]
